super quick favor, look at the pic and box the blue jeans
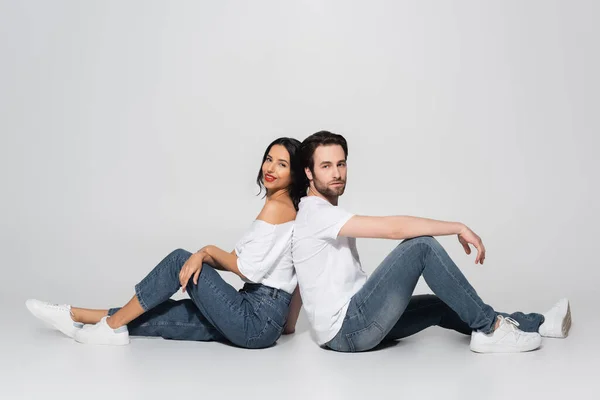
[108,249,291,349]
[325,236,545,352]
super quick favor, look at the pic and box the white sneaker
[539,298,571,338]
[470,315,542,353]
[26,299,83,338]
[74,316,129,346]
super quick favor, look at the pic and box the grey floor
[2,296,595,400]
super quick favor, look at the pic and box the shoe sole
[562,301,571,338]
[74,335,130,346]
[470,341,541,353]
[543,299,571,338]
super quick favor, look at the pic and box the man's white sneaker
[539,298,571,338]
[470,315,542,353]
[74,316,129,346]
[25,299,83,338]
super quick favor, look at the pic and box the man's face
[305,145,347,199]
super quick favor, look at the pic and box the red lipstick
[264,174,276,182]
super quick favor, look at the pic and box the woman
[26,137,307,348]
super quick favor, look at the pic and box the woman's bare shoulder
[256,199,296,225]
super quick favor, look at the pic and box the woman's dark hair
[256,137,308,210]
[300,130,348,173]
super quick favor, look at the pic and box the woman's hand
[179,251,206,292]
[282,324,296,335]
[457,224,486,265]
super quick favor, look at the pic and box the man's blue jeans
[325,236,544,352]
[108,249,291,349]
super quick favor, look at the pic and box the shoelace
[43,302,69,312]
[498,315,521,333]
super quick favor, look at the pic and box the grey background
[0,3,598,395]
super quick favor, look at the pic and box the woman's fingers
[179,254,202,291]
[180,264,191,289]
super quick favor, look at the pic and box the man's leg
[328,236,544,352]
[383,294,472,341]
[383,294,546,342]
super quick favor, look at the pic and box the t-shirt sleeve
[311,204,355,241]
[235,226,278,283]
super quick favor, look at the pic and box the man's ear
[304,167,313,181]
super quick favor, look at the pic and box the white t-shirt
[234,220,297,294]
[292,196,367,344]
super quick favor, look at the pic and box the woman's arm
[283,285,303,334]
[199,245,247,280]
[200,249,236,269]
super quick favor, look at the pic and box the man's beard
[314,177,346,198]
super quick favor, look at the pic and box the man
[292,131,571,353]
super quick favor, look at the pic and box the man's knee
[400,235,437,246]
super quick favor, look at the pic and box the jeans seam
[139,321,207,328]
[427,242,496,329]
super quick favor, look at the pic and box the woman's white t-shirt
[234,219,296,294]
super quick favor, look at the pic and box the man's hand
[457,225,486,265]
[179,251,206,292]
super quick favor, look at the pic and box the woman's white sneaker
[74,316,129,346]
[25,299,83,338]
[539,298,571,338]
[470,315,542,353]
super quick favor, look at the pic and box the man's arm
[339,215,486,264]
[339,215,464,240]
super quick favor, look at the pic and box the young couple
[27,131,572,353]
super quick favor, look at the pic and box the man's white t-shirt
[292,196,367,345]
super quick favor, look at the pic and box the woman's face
[261,144,292,192]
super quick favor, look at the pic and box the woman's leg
[327,236,544,352]
[71,307,109,324]
[184,266,285,349]
[108,299,224,342]
[103,248,194,329]
[76,247,280,347]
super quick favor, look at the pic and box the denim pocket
[345,321,384,352]
[245,317,283,349]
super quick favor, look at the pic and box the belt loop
[272,288,278,299]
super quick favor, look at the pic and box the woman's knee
[169,248,193,260]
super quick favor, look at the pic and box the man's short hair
[301,130,348,172]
